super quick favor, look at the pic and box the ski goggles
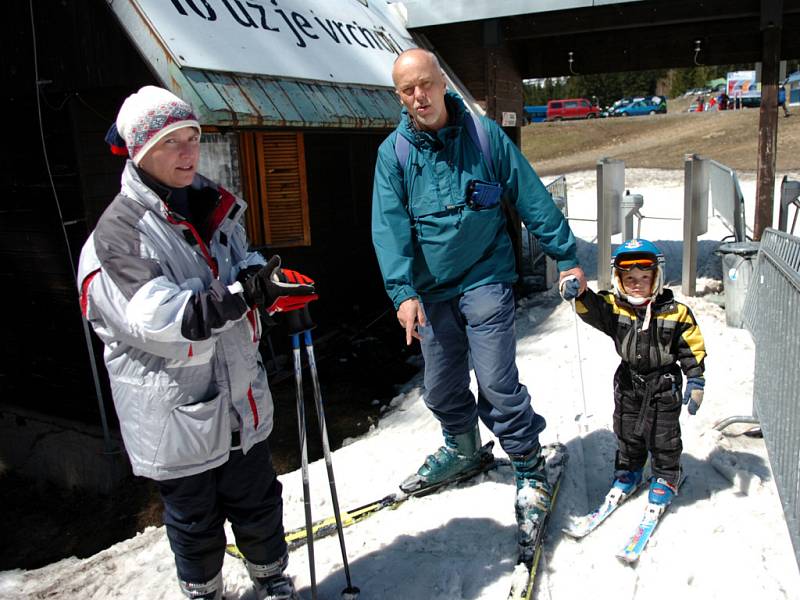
[614,257,657,271]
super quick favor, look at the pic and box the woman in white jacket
[78,86,313,600]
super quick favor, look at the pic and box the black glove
[239,264,267,307]
[240,256,315,310]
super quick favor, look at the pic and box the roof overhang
[398,0,646,28]
[400,0,800,78]
[109,0,415,128]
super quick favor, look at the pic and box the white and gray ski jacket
[78,161,271,480]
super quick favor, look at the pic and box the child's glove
[559,275,581,301]
[682,377,705,415]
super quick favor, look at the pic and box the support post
[596,158,624,291]
[682,154,707,296]
[754,2,783,240]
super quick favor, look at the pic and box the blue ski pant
[154,439,287,584]
[419,282,545,456]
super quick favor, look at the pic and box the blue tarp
[523,105,547,123]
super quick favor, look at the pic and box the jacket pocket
[409,194,447,219]
[153,392,228,469]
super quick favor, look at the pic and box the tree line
[524,62,800,108]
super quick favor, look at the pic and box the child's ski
[562,476,646,539]
[616,476,686,564]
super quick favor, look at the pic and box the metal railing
[740,227,800,567]
[708,159,747,242]
[778,176,800,235]
[523,175,568,289]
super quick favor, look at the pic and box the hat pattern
[114,86,200,164]
[127,101,198,160]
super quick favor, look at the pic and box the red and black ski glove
[269,263,318,315]
[240,256,317,314]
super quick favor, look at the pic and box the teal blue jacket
[371,93,578,309]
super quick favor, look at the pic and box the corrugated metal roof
[107,0,402,129]
[175,67,401,129]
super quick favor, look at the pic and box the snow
[2,168,799,599]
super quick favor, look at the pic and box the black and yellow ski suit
[575,288,706,486]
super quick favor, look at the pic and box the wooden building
[0,0,419,478]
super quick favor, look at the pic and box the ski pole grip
[284,305,316,335]
[559,275,581,301]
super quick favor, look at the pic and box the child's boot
[612,469,643,496]
[648,477,678,506]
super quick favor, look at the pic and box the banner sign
[133,0,414,87]
[727,70,760,98]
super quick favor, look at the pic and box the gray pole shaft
[81,316,115,455]
[305,340,356,589]
[293,345,318,600]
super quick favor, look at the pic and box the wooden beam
[754,11,783,240]
[502,0,762,41]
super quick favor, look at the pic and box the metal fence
[523,175,568,288]
[741,227,800,567]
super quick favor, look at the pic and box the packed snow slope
[1,169,798,599]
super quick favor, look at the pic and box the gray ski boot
[179,571,223,600]
[400,426,484,493]
[246,555,300,600]
[510,445,552,557]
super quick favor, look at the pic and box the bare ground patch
[525,103,800,177]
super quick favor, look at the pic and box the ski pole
[560,275,590,432]
[303,329,361,600]
[291,332,318,600]
[571,298,590,433]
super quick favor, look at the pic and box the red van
[546,98,600,121]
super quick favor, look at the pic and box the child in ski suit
[564,238,706,506]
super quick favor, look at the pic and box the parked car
[546,98,600,121]
[683,87,711,98]
[602,97,631,117]
[604,96,646,117]
[616,96,667,117]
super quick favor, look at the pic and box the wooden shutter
[248,131,310,247]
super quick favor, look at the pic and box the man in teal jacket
[371,48,586,549]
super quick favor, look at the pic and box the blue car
[616,96,667,117]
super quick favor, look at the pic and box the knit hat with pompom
[105,86,200,164]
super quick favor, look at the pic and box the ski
[615,475,686,564]
[507,443,569,600]
[226,442,502,559]
[561,475,647,539]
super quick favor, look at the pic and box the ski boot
[510,445,552,559]
[246,555,300,600]
[400,426,483,493]
[179,572,223,600]
[612,469,644,496]
[648,477,678,507]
